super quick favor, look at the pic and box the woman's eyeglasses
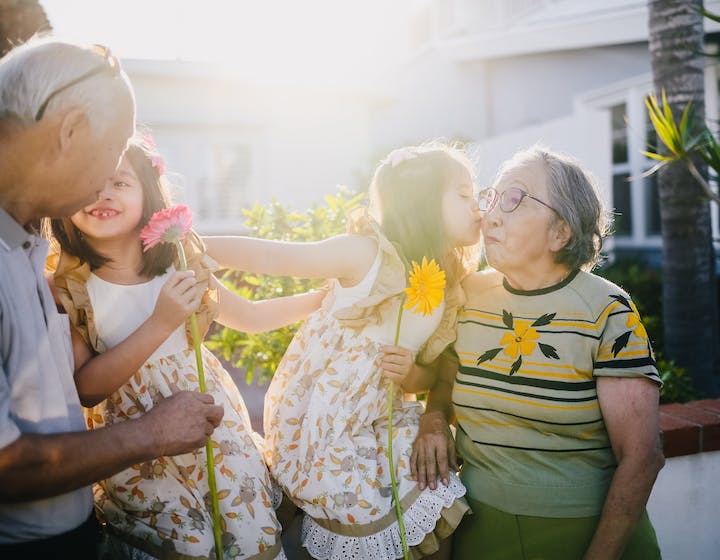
[477,186,559,215]
[35,45,120,122]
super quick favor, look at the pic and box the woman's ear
[550,219,572,252]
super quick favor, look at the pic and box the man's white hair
[0,36,135,135]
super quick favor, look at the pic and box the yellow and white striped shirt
[450,269,661,518]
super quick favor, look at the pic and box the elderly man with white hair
[0,38,224,559]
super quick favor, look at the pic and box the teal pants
[453,497,661,560]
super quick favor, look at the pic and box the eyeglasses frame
[35,45,120,122]
[477,186,561,216]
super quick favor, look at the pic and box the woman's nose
[485,202,502,224]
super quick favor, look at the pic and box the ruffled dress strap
[50,230,219,353]
[418,278,465,365]
[52,250,105,352]
[333,207,465,365]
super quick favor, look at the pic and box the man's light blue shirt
[0,208,92,543]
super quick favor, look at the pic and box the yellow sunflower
[403,257,446,316]
[500,319,540,358]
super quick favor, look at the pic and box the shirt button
[22,240,31,250]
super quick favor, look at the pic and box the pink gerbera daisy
[139,204,193,251]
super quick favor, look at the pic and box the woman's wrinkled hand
[410,409,458,490]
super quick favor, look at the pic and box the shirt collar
[0,207,34,251]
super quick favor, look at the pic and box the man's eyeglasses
[477,186,559,215]
[35,45,120,122]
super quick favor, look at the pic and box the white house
[125,59,384,234]
[371,0,720,264]
[125,0,720,257]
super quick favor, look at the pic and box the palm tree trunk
[648,0,719,396]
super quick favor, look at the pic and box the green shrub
[206,187,365,385]
[656,355,700,404]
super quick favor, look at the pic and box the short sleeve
[594,293,661,385]
[332,208,409,329]
[51,251,103,353]
[0,362,22,450]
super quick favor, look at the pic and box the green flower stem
[388,296,409,560]
[175,241,224,560]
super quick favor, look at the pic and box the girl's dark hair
[369,142,477,288]
[46,136,176,277]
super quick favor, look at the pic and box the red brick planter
[659,399,720,457]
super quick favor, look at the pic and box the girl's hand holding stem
[380,345,436,393]
[379,345,415,385]
[150,270,204,334]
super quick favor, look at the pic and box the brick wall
[659,399,720,457]
[0,0,51,57]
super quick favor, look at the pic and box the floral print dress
[263,212,469,560]
[52,239,285,560]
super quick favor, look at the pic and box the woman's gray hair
[500,145,611,271]
[0,36,134,135]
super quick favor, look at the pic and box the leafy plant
[644,90,720,204]
[657,356,699,404]
[206,187,365,385]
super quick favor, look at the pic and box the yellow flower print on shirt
[626,301,648,340]
[500,319,540,358]
[477,310,558,375]
[608,294,653,357]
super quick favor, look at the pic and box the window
[198,143,253,221]
[609,97,661,243]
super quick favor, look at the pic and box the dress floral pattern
[52,239,286,560]
[264,212,469,560]
[91,347,284,560]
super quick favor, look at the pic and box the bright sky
[42,0,416,87]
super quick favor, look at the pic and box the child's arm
[213,276,326,334]
[73,271,203,407]
[379,346,437,393]
[203,234,377,286]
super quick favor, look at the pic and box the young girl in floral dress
[203,144,485,559]
[47,136,325,560]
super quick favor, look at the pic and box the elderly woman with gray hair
[410,146,664,559]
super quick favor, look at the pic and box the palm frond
[642,151,674,162]
[644,91,696,162]
[695,6,720,25]
[641,160,670,177]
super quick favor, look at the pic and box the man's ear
[550,219,572,253]
[58,108,88,154]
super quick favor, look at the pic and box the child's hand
[379,345,415,384]
[152,271,203,333]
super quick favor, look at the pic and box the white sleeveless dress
[85,269,286,560]
[264,248,467,560]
